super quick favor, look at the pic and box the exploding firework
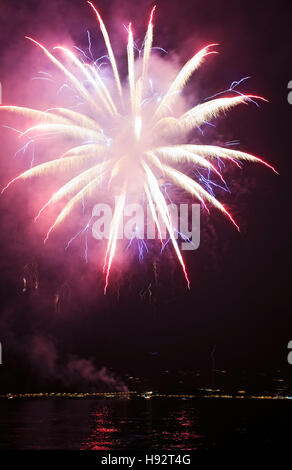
[1,2,277,293]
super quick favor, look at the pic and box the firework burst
[1,3,277,293]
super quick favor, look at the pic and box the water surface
[0,398,291,450]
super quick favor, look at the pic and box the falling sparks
[1,3,277,293]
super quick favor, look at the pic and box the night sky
[0,0,291,392]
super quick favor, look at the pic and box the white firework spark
[1,3,277,293]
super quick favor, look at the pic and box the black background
[0,0,291,391]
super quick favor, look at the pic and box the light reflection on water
[81,401,203,450]
[0,398,291,450]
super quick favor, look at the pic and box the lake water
[0,398,291,450]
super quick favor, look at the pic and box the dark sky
[0,0,291,391]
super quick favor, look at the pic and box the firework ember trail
[1,2,277,293]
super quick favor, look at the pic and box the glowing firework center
[1,2,276,294]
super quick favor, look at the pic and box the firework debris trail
[1,2,277,293]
